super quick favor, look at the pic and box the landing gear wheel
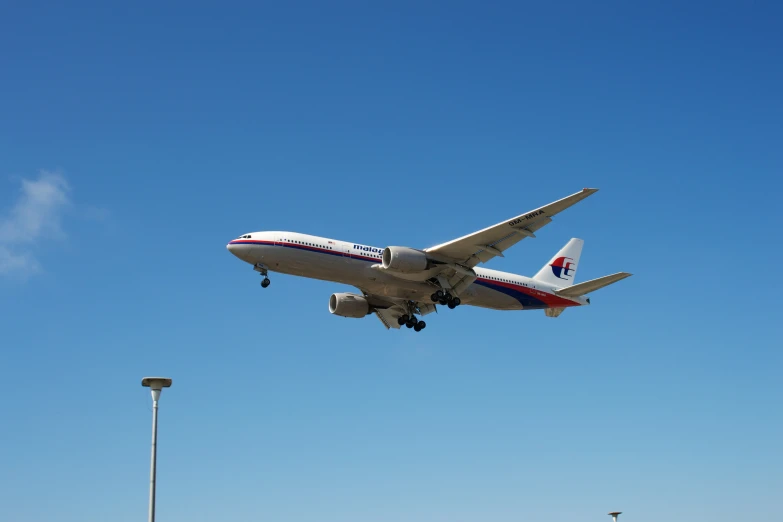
[431,292,440,303]
[414,321,426,332]
[406,320,415,328]
[447,300,457,309]
[399,314,410,326]
[452,297,461,307]
[439,299,448,306]
[260,278,271,288]
[444,293,453,302]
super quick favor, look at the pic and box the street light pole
[149,390,159,522]
[142,377,172,522]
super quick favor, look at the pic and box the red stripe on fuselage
[228,239,381,262]
[475,277,580,308]
[229,241,578,306]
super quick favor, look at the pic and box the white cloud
[0,246,40,276]
[0,170,70,278]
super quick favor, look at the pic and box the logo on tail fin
[550,256,575,280]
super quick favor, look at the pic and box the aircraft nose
[227,241,242,259]
[227,240,254,263]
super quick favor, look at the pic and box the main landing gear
[397,314,426,332]
[430,289,461,309]
[254,263,271,288]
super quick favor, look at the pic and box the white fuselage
[227,231,587,311]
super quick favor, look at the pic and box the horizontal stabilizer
[554,272,632,297]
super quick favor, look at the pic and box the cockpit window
[237,234,251,239]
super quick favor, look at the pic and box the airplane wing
[424,188,598,267]
[374,307,402,329]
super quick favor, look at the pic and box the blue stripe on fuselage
[473,279,548,309]
[230,240,381,262]
[235,241,558,308]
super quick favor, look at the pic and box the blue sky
[1,2,781,521]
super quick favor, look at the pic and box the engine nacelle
[329,293,370,318]
[382,246,428,273]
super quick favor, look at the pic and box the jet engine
[381,246,429,273]
[329,293,370,318]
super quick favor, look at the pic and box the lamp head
[141,377,173,391]
[142,377,172,401]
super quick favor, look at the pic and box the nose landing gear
[254,263,271,289]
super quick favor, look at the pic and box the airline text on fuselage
[353,244,383,254]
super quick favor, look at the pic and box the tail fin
[533,238,583,287]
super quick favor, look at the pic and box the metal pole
[148,392,160,522]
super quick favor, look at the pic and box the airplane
[227,188,631,331]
